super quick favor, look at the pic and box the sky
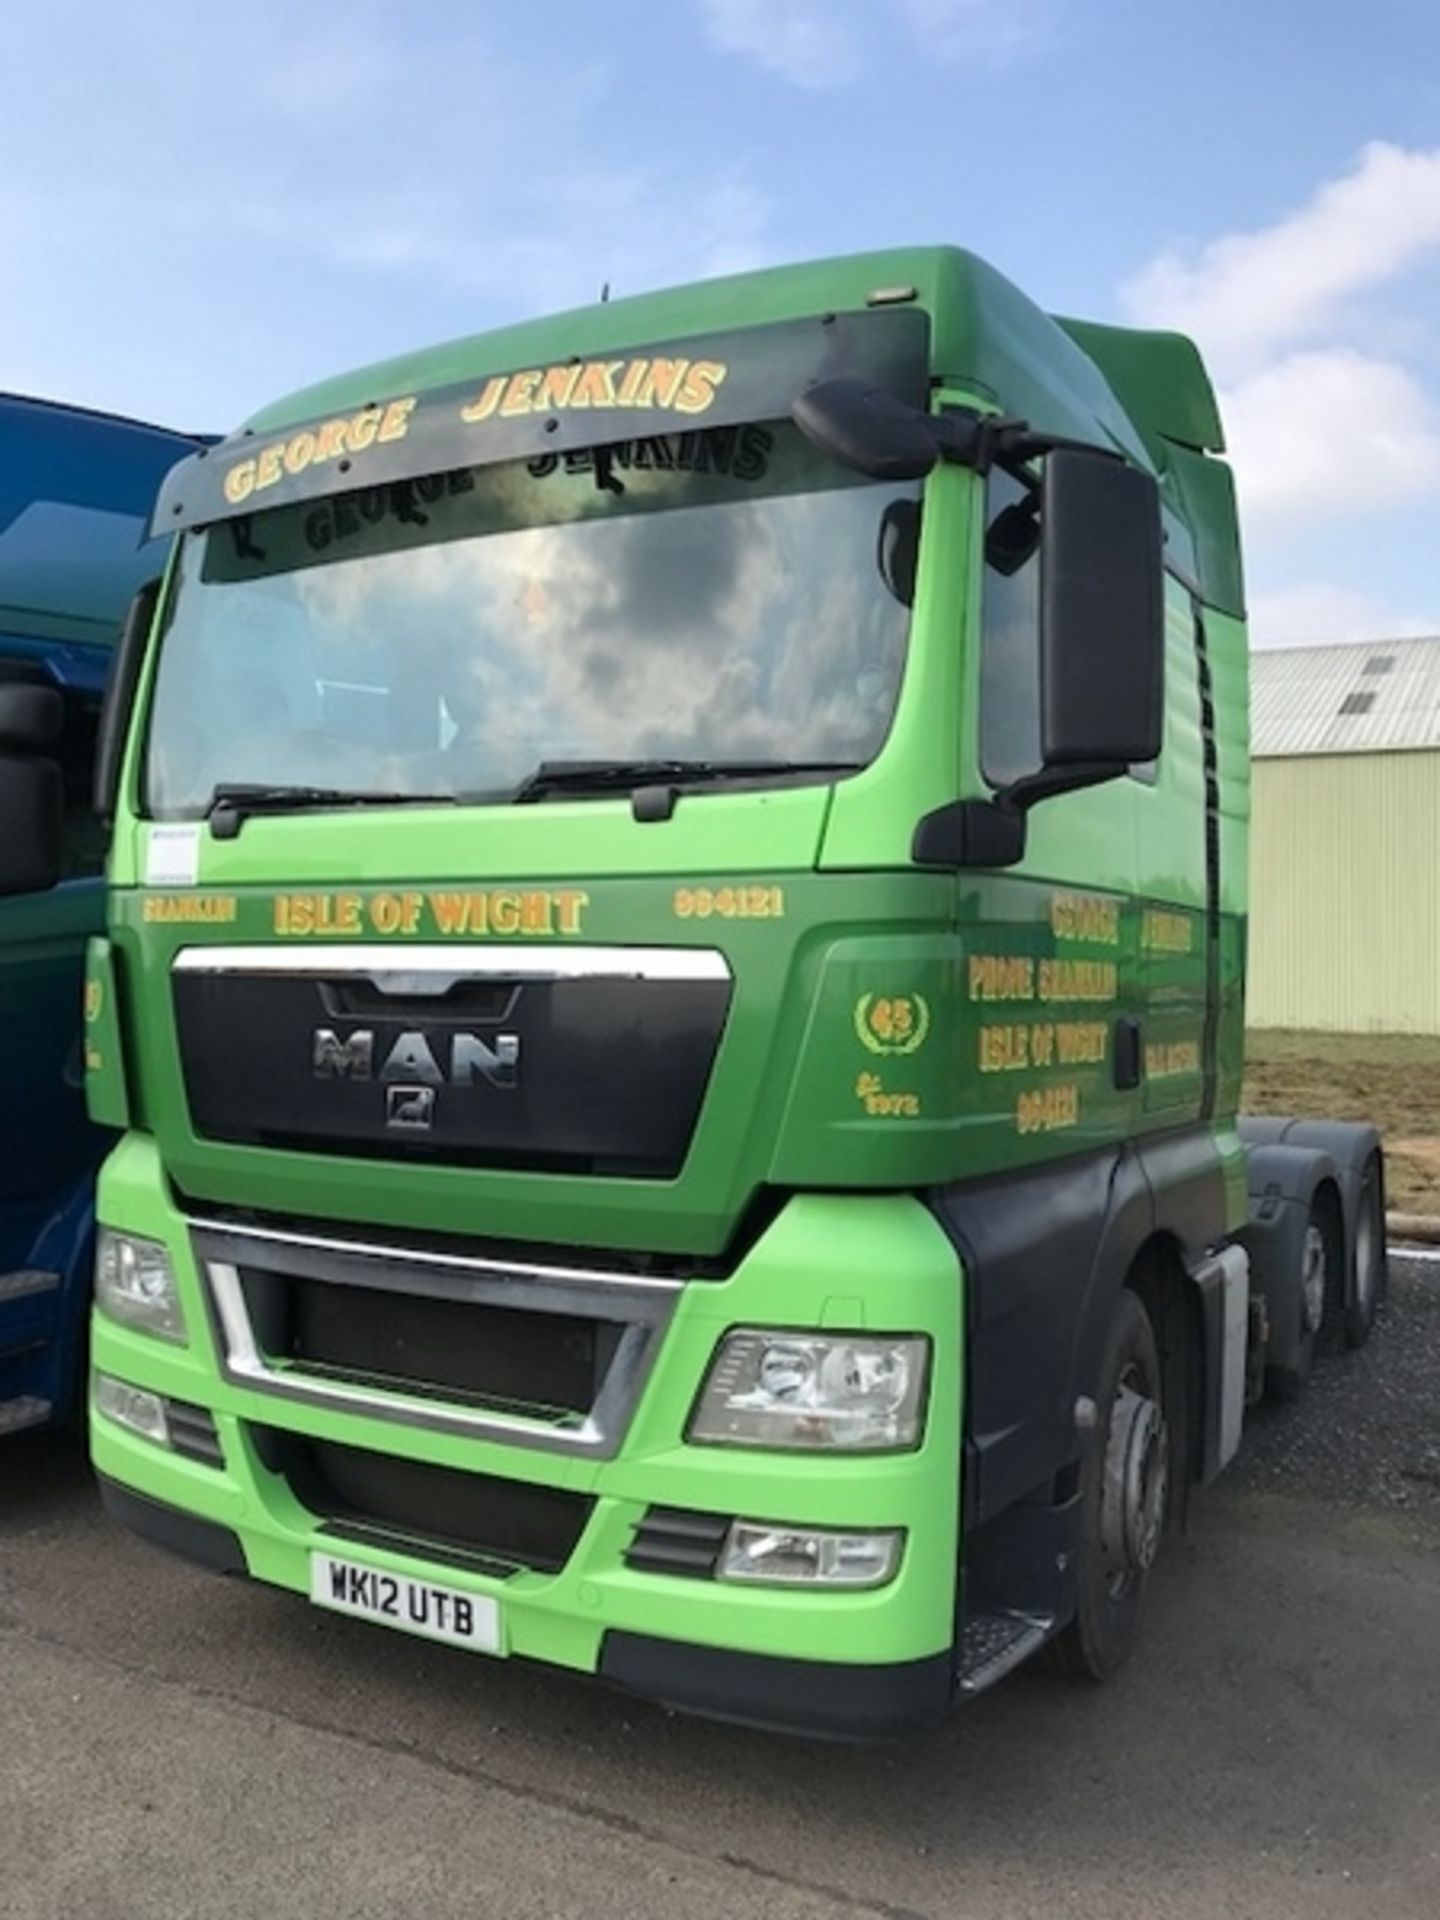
[5,0,1439,648]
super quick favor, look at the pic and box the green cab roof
[244,245,1241,616]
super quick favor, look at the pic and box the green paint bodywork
[90,246,1251,1698]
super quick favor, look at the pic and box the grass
[1243,1029,1440,1215]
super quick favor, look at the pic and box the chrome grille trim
[189,1219,680,1460]
[172,943,730,985]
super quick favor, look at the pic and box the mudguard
[1239,1115,1383,1339]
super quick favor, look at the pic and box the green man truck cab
[8,248,1385,1736]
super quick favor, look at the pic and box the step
[0,1270,62,1305]
[958,1611,1052,1695]
[0,1395,54,1438]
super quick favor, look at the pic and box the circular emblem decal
[854,992,931,1056]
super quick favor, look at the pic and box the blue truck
[1,394,204,1441]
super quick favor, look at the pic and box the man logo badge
[312,1026,521,1132]
[386,1085,436,1130]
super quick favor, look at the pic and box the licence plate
[309,1551,502,1654]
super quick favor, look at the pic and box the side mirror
[95,576,161,825]
[0,683,63,897]
[0,681,63,755]
[793,378,938,481]
[1040,449,1163,767]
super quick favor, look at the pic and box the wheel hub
[1100,1379,1168,1588]
[1300,1222,1327,1335]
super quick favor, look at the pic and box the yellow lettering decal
[638,358,688,409]
[854,1071,922,1119]
[968,954,1035,1002]
[456,356,729,427]
[1017,1083,1080,1134]
[283,430,317,476]
[520,891,553,934]
[376,397,416,443]
[1037,958,1118,1003]
[223,458,257,505]
[141,894,239,925]
[978,1023,1030,1073]
[1055,1020,1108,1064]
[676,360,727,415]
[369,891,422,934]
[429,891,471,935]
[489,891,521,935]
[1050,892,1120,945]
[347,407,382,451]
[1142,908,1194,954]
[673,884,784,920]
[254,444,284,492]
[273,888,589,939]
[572,361,624,408]
[313,418,350,460]
[1145,1040,1201,1079]
[537,365,583,410]
[500,371,543,417]
[616,360,650,406]
[553,889,589,936]
[460,376,506,423]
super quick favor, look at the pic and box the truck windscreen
[141,421,919,818]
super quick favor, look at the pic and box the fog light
[689,1331,928,1450]
[717,1522,902,1589]
[96,1229,186,1342]
[94,1374,170,1447]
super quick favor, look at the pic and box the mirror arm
[997,760,1128,812]
[934,408,1126,478]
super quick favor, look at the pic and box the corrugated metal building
[1248,635,1440,1032]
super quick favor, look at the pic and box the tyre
[1052,1290,1169,1682]
[1345,1153,1387,1349]
[1266,1191,1343,1400]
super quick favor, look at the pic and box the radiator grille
[262,1429,594,1573]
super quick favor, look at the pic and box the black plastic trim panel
[98,1475,247,1575]
[163,1398,225,1467]
[600,1632,954,1741]
[625,1506,731,1578]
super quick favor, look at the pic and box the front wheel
[1052,1290,1169,1682]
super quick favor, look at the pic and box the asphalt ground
[3,1256,1437,1920]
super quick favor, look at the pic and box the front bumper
[91,1133,964,1738]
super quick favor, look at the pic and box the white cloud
[1120,143,1440,542]
[1248,583,1438,649]
[1122,141,1440,380]
[699,0,1057,87]
[899,0,1061,66]
[1224,348,1440,529]
[700,0,860,88]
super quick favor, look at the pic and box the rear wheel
[1345,1154,1386,1349]
[1267,1193,1343,1401]
[1053,1290,1168,1682]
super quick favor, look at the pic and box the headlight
[689,1330,928,1451]
[93,1373,170,1445]
[96,1229,186,1342]
[718,1522,903,1589]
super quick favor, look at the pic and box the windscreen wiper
[509,758,861,809]
[206,783,456,839]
